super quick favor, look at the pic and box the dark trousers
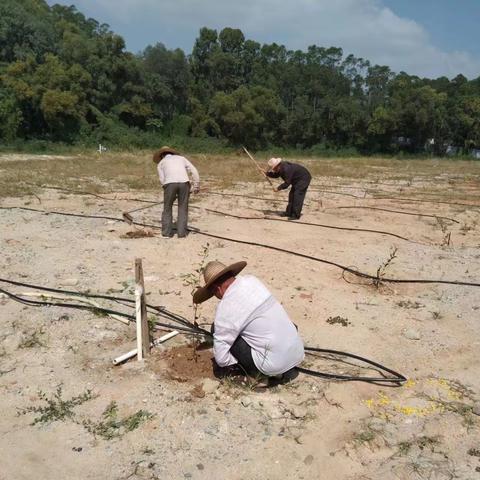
[162,182,190,237]
[286,178,311,218]
[229,336,261,376]
[210,324,261,377]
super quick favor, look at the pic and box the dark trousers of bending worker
[162,182,190,237]
[287,178,311,219]
[210,324,261,377]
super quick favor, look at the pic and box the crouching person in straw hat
[193,260,304,385]
[153,146,200,238]
[266,157,311,220]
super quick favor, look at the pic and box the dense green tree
[0,0,57,63]
[0,0,479,154]
[209,86,284,147]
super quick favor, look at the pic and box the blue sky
[46,0,480,79]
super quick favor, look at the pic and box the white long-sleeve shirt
[213,275,305,375]
[157,154,200,188]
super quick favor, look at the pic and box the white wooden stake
[135,258,150,361]
[135,283,144,361]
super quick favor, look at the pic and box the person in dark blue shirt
[265,157,312,220]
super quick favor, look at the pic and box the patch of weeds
[295,286,306,291]
[147,316,158,334]
[417,435,440,452]
[402,456,455,480]
[158,289,181,296]
[396,300,423,309]
[82,401,154,440]
[373,247,397,288]
[17,387,95,425]
[353,429,375,445]
[436,217,452,246]
[397,441,412,456]
[19,329,46,349]
[433,399,476,429]
[431,311,442,320]
[120,281,135,295]
[326,316,351,327]
[459,223,473,235]
[91,308,108,318]
[468,448,480,458]
[221,374,264,395]
[444,379,475,400]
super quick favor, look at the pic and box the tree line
[1,0,479,154]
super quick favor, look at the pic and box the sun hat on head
[152,146,179,163]
[192,260,247,304]
[267,157,282,169]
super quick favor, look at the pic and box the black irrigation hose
[309,185,480,208]
[0,278,208,335]
[2,205,480,288]
[24,182,480,209]
[0,286,405,384]
[298,347,406,384]
[202,207,416,243]
[0,287,206,335]
[309,189,365,198]
[331,206,459,224]
[207,191,286,203]
[184,227,480,288]
[23,183,113,201]
[0,205,122,222]
[371,195,480,209]
[126,199,412,248]
[24,183,160,206]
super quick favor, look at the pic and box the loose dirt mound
[120,229,155,239]
[154,343,215,382]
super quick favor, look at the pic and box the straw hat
[152,146,178,163]
[267,157,282,169]
[193,260,247,304]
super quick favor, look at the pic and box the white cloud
[56,0,480,78]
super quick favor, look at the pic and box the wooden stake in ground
[135,258,150,360]
[242,146,277,192]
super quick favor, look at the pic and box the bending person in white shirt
[153,146,200,238]
[193,260,304,382]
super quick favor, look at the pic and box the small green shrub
[17,387,94,425]
[82,401,154,440]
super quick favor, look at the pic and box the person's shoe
[162,233,174,238]
[279,212,289,217]
[280,368,299,383]
[213,362,244,379]
[287,216,300,221]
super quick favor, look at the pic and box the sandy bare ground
[1,153,480,479]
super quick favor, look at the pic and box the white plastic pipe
[135,285,143,361]
[113,330,179,365]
